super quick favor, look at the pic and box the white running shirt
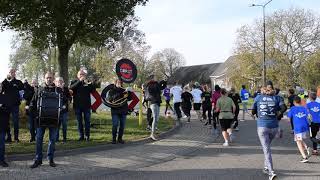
[191,88,202,103]
[170,86,182,103]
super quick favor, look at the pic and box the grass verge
[6,110,174,155]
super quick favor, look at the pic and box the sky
[1,0,320,79]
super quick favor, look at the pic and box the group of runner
[160,82,252,146]
[253,82,320,179]
[159,81,320,180]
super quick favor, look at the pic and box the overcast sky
[1,0,320,79]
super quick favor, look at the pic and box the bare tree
[233,8,320,88]
[150,48,186,79]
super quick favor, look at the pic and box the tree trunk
[58,45,71,84]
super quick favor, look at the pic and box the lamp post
[250,0,273,86]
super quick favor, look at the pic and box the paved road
[1,112,320,180]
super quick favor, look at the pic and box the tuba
[101,84,129,108]
[101,58,137,108]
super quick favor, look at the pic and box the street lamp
[250,0,273,86]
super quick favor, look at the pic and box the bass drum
[37,90,62,128]
[101,84,128,108]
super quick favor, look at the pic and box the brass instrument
[101,84,129,108]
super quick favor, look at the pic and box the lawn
[6,110,174,155]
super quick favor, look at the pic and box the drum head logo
[116,59,137,83]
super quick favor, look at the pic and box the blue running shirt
[288,106,310,134]
[306,101,320,123]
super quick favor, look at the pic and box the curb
[7,122,181,162]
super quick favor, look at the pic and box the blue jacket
[253,94,284,128]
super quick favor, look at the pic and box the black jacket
[109,86,132,115]
[23,82,37,115]
[201,91,212,107]
[0,93,10,132]
[23,82,36,106]
[61,86,72,113]
[181,92,193,109]
[145,80,166,105]
[30,84,64,128]
[70,80,95,109]
[1,78,24,106]
[228,93,241,110]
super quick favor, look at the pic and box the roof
[167,62,222,85]
[167,55,239,85]
[210,55,237,77]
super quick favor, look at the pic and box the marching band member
[70,70,95,141]
[29,72,63,168]
[109,79,132,144]
[55,77,71,143]
[1,69,24,142]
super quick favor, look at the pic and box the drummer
[29,72,64,168]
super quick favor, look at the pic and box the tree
[9,35,52,82]
[233,8,320,88]
[0,0,148,83]
[150,48,186,79]
[90,17,152,85]
[300,51,320,90]
[68,43,97,81]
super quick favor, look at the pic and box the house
[167,56,237,90]
[209,55,237,90]
[167,62,222,87]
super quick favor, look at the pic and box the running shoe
[145,126,151,131]
[150,135,157,141]
[222,142,229,146]
[268,172,277,180]
[306,147,312,158]
[262,167,269,175]
[229,133,235,143]
[312,150,318,155]
[300,157,309,163]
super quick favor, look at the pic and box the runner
[252,85,286,180]
[215,88,235,146]
[287,96,312,163]
[201,85,212,127]
[211,85,221,133]
[240,85,250,113]
[228,87,241,131]
[287,88,296,133]
[191,82,202,122]
[163,86,174,116]
[170,82,183,126]
[306,92,320,155]
[181,85,193,123]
